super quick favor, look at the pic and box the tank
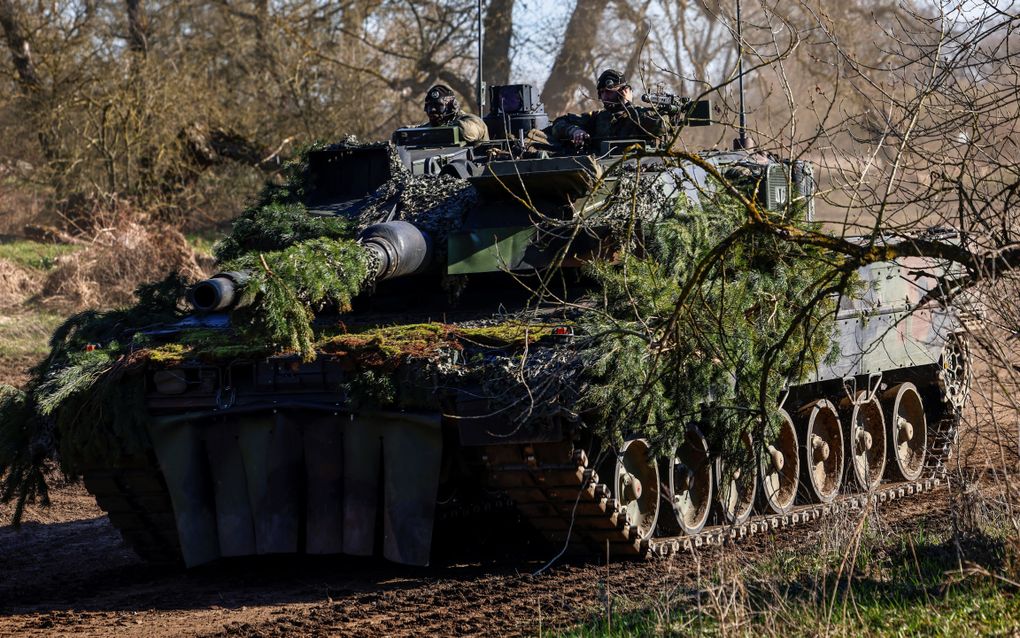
[74,85,974,567]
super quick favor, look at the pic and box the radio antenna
[734,0,749,149]
[477,0,485,114]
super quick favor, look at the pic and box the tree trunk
[614,0,651,84]
[542,0,610,115]
[0,0,58,162]
[483,0,513,86]
[0,0,41,91]
[254,0,268,47]
[125,0,148,55]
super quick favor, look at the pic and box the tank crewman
[417,84,490,143]
[549,69,669,149]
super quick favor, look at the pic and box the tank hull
[78,144,974,567]
[85,261,970,567]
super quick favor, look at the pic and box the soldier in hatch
[549,69,669,150]
[416,84,490,143]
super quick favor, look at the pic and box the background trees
[0,0,1015,245]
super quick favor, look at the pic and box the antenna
[734,0,749,150]
[477,0,485,114]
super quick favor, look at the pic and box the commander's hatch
[305,144,392,215]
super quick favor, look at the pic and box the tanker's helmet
[596,69,627,92]
[596,69,631,110]
[424,84,459,125]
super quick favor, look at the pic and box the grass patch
[560,519,1020,637]
[0,240,79,271]
[562,584,1020,637]
[185,230,224,259]
[0,311,66,358]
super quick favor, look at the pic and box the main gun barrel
[186,222,433,312]
[359,221,433,281]
[187,271,250,312]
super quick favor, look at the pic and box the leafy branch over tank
[576,186,837,453]
[0,274,189,519]
[222,237,370,358]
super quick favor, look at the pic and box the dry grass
[561,489,1020,637]
[0,259,40,309]
[0,219,213,388]
[37,220,208,311]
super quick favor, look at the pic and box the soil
[0,352,1015,637]
[0,482,952,638]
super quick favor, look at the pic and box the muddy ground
[0,482,954,638]
[0,359,1016,637]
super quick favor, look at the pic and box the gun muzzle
[359,221,433,282]
[641,93,687,107]
[187,271,250,312]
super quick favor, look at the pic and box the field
[0,0,1017,633]
[1,237,1019,637]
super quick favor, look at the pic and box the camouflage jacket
[549,105,669,143]
[416,112,490,143]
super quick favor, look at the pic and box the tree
[483,0,513,86]
[542,0,610,114]
[0,0,40,91]
[125,0,149,55]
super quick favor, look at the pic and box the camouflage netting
[351,148,478,243]
[581,161,680,227]
[213,138,476,264]
[0,140,836,521]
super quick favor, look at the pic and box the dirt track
[0,481,954,636]
[0,361,1014,637]
[0,479,676,637]
[0,471,954,637]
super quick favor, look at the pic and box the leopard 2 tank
[81,84,973,567]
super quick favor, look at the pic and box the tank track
[482,434,952,559]
[650,476,943,557]
[81,411,960,565]
[481,441,646,556]
[926,404,961,478]
[80,455,182,565]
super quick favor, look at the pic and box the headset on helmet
[597,69,627,92]
[424,84,459,124]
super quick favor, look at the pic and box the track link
[482,442,645,555]
[650,475,943,556]
[81,455,182,565]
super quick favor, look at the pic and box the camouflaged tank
[83,84,975,567]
